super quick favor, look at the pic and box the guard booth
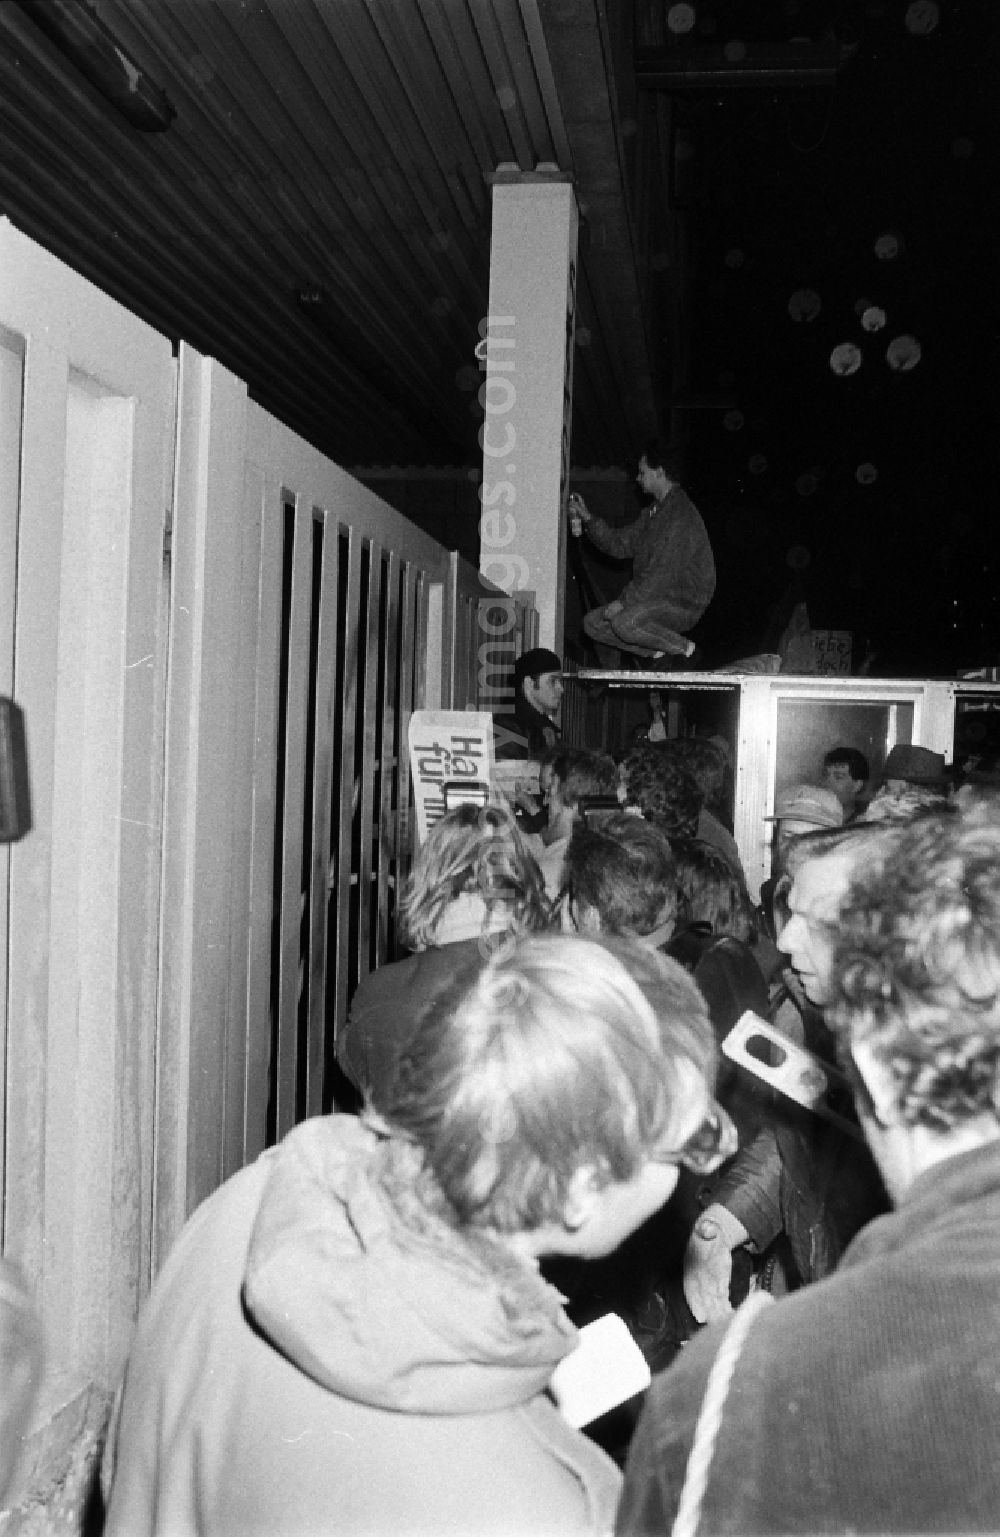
[563,668,1000,900]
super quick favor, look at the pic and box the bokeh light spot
[886,334,922,372]
[788,287,822,322]
[667,4,697,34]
[830,342,863,376]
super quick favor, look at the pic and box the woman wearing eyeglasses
[104,935,724,1537]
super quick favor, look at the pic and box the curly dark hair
[620,743,702,842]
[830,797,1000,1132]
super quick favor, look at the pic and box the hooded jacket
[104,1114,621,1537]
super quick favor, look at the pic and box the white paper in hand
[549,1313,652,1428]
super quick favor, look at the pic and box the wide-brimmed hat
[765,784,844,828]
[882,744,947,786]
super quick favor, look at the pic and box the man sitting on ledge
[569,443,715,669]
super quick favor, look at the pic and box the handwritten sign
[812,630,852,675]
[408,711,495,844]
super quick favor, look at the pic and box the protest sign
[408,711,495,844]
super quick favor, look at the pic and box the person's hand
[682,1204,750,1324]
[568,493,590,537]
[603,598,625,620]
[512,786,541,817]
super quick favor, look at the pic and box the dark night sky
[661,0,1000,674]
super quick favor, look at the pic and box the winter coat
[104,1114,621,1537]
[337,937,485,1105]
[617,1139,1000,1534]
[337,895,517,1106]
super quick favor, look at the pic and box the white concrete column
[478,169,578,653]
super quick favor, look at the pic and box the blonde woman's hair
[401,803,547,950]
[383,933,715,1232]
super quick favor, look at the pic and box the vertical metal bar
[441,550,459,708]
[333,529,362,1045]
[274,495,313,1143]
[305,510,338,1120]
[393,563,419,930]
[461,593,477,709]
[356,538,382,988]
[414,572,430,708]
[376,551,400,968]
[242,461,282,1165]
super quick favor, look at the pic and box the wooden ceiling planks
[110,0,477,452]
[0,0,662,471]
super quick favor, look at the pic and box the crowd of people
[91,687,1000,1535]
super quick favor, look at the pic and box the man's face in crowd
[525,670,563,719]
[822,761,864,810]
[778,849,858,1006]
[636,456,669,498]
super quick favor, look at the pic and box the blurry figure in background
[104,935,719,1537]
[665,737,741,876]
[506,741,561,838]
[681,822,894,1333]
[643,689,668,744]
[757,784,843,948]
[669,735,730,822]
[337,804,547,1104]
[619,743,701,844]
[619,798,1000,1535]
[525,746,618,900]
[879,742,948,795]
[569,444,715,668]
[861,782,953,823]
[706,732,734,787]
[821,746,870,820]
[865,744,952,822]
[0,1259,44,1505]
[956,745,1000,795]
[777,598,815,674]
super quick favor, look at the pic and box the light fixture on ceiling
[15,0,176,131]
